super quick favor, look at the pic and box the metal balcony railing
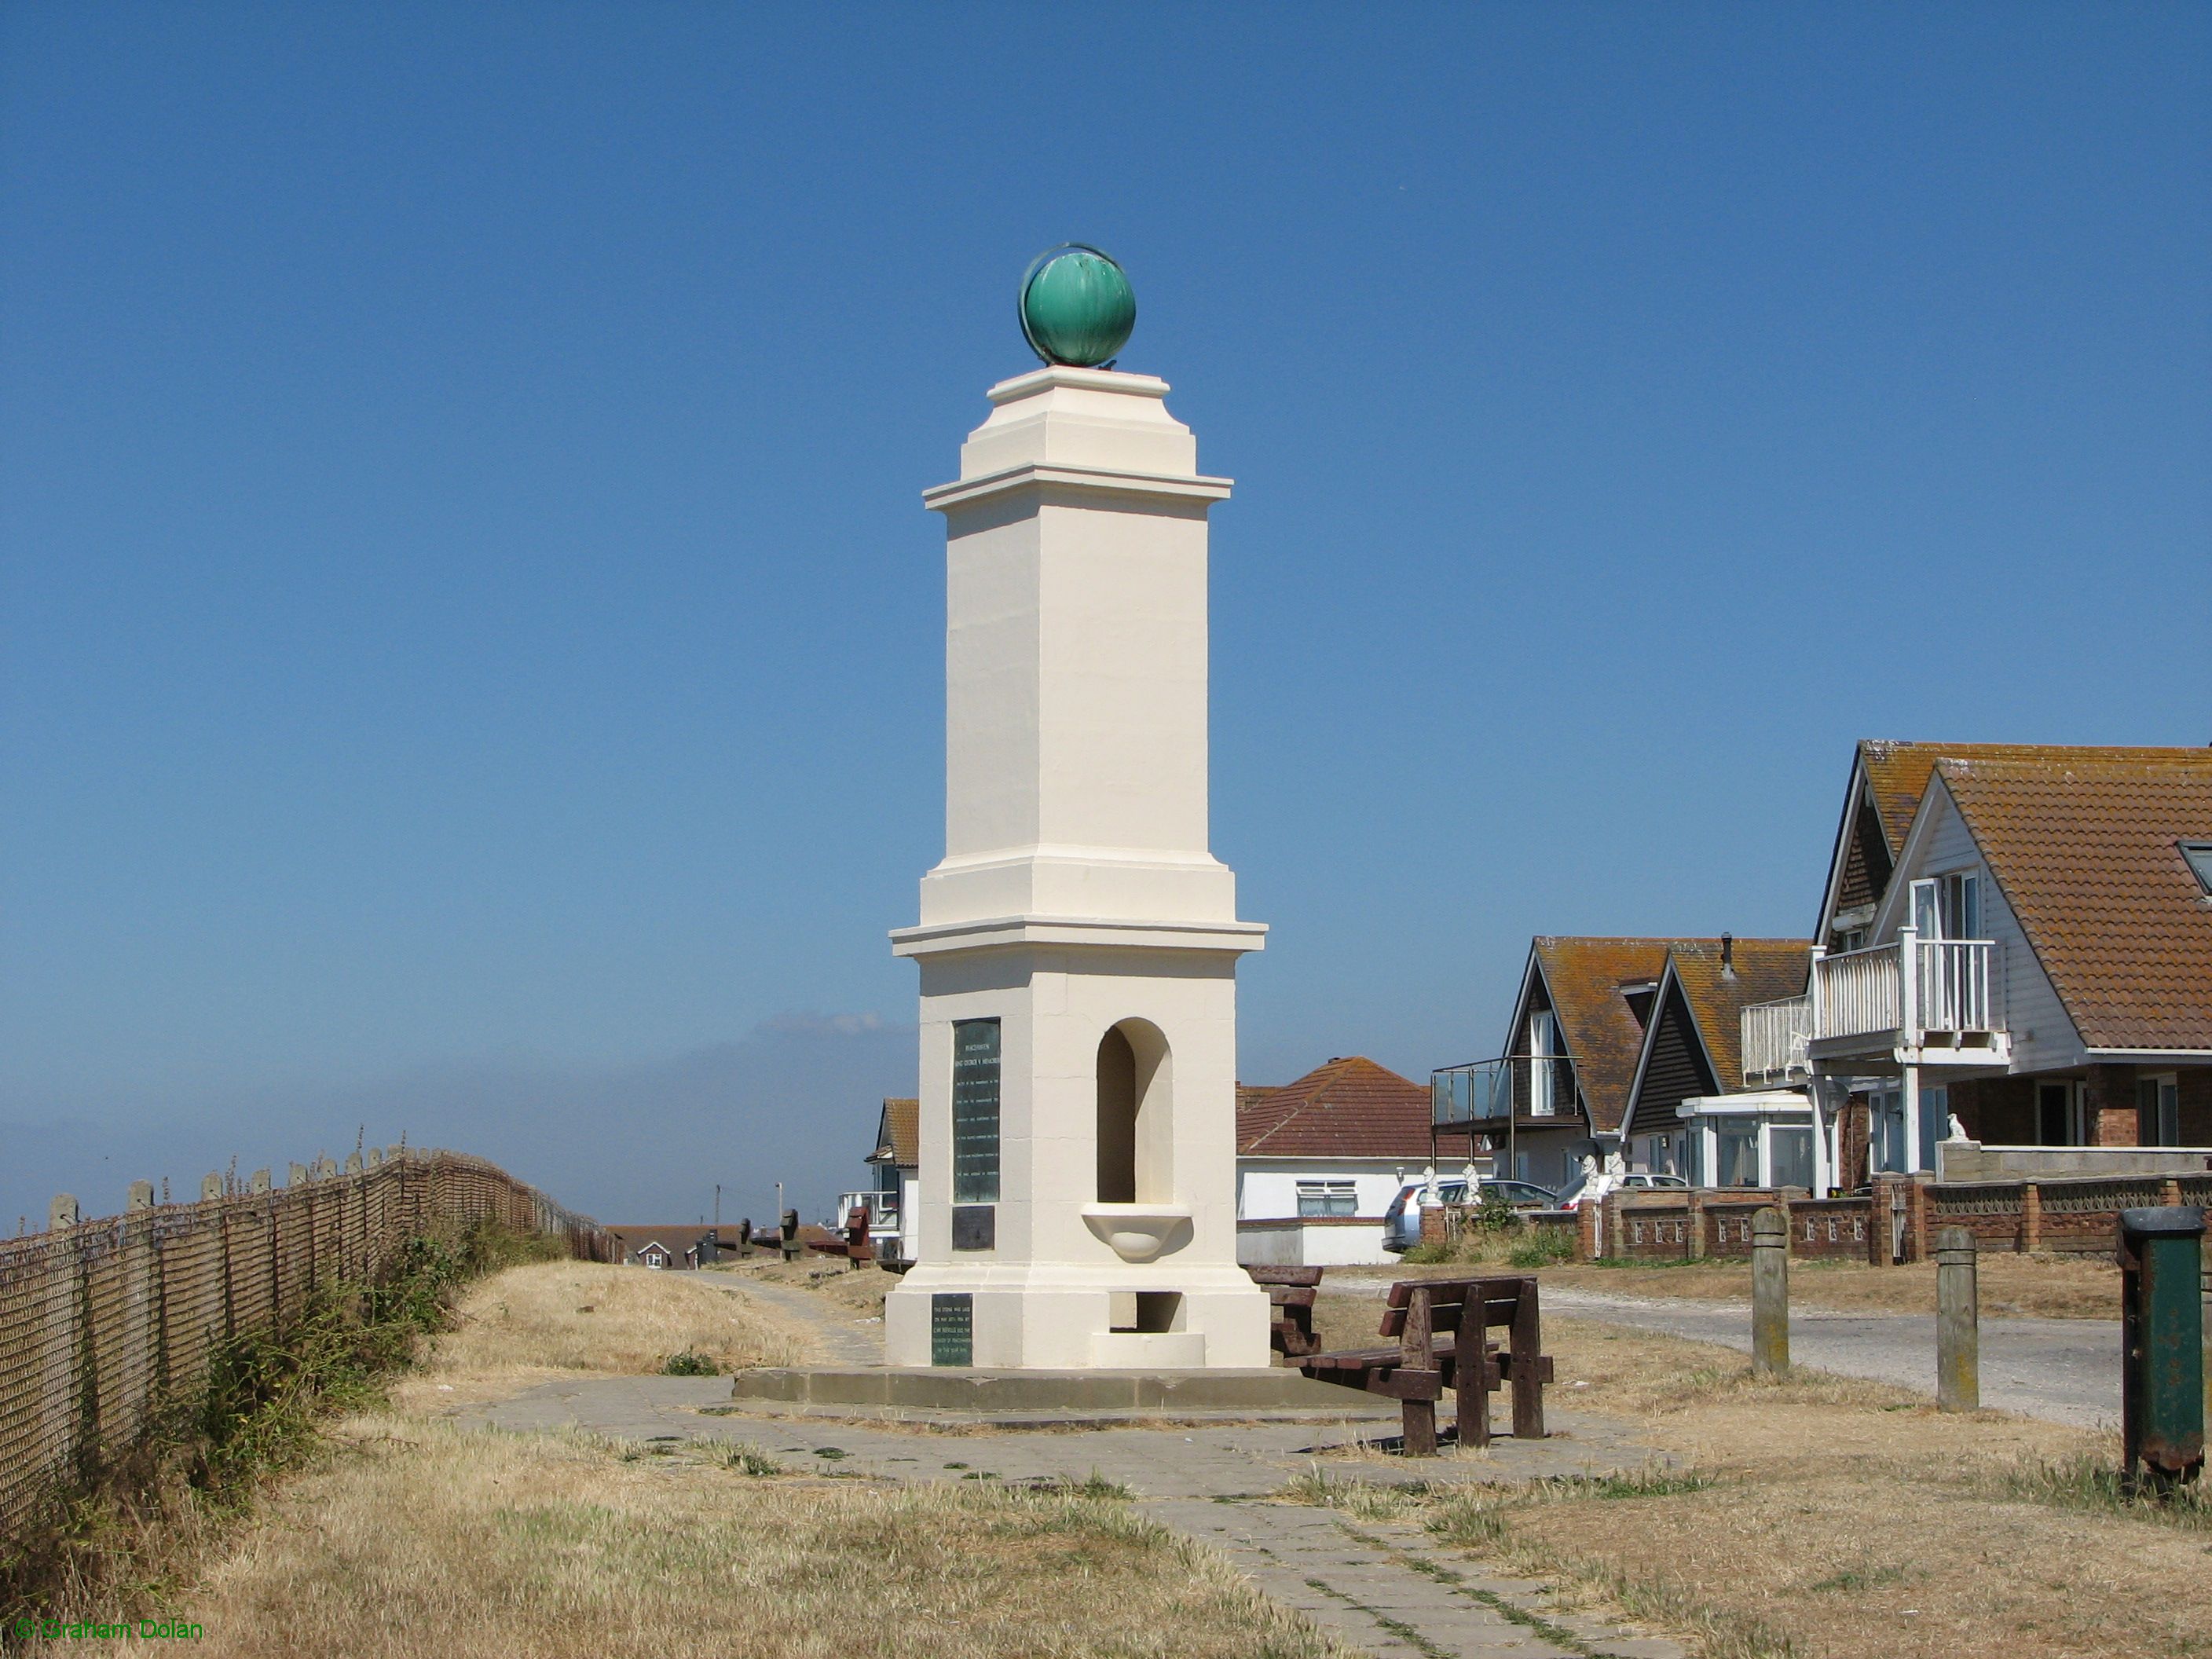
[1431,1053,1578,1127]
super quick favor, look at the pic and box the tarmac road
[1540,1286,2121,1428]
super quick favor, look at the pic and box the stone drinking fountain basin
[1080,1203,1194,1262]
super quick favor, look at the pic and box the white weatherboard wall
[1884,785,2083,1074]
[882,367,1272,1370]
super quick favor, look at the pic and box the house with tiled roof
[1433,938,1681,1189]
[1746,742,2212,1183]
[1234,1057,1435,1265]
[1616,938,1817,1188]
[837,1097,918,1264]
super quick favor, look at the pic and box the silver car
[1381,1178,1561,1253]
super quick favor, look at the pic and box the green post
[2201,1251,2212,1441]
[1751,1207,1789,1378]
[2120,1206,2206,1488]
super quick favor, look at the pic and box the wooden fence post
[1752,1207,1789,1378]
[1936,1225,1979,1412]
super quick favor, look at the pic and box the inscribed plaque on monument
[930,1293,973,1367]
[951,1204,995,1251]
[951,1018,1001,1203]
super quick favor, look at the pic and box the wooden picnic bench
[807,1207,873,1267]
[1295,1275,1552,1456]
[1243,1264,1324,1358]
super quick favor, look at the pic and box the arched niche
[1096,1019,1173,1204]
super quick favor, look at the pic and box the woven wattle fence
[0,1148,610,1544]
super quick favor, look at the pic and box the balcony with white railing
[835,1190,899,1233]
[1785,932,2009,1068]
[1740,995,1812,1087]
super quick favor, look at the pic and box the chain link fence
[0,1147,611,1544]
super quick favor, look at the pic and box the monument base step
[716,1366,1395,1423]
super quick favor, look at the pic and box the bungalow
[1744,741,2212,1183]
[1616,936,1815,1188]
[1235,1056,1437,1266]
[603,1223,734,1269]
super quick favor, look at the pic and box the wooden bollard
[1752,1206,1789,1378]
[1936,1225,1979,1412]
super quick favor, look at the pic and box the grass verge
[159,1419,1353,1657]
[1284,1313,2210,1659]
[1354,1250,2119,1320]
[0,1218,559,1638]
[386,1257,815,1412]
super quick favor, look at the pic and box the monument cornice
[921,461,1233,515]
[888,914,1267,959]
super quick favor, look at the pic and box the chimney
[1721,932,1736,979]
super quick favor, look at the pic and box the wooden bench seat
[1243,1264,1324,1357]
[808,1209,873,1266]
[1293,1274,1551,1455]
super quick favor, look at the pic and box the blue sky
[4,4,2207,1227]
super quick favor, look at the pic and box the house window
[1922,1084,1949,1171]
[1716,1122,1760,1187]
[951,1019,1002,1204]
[1937,872,1983,940]
[1528,1010,1562,1117]
[1296,1181,1357,1218]
[2140,1075,2181,1147]
[1871,1089,1906,1174]
[2182,842,2212,896]
[1834,927,1869,953]
[1768,1126,1815,1192]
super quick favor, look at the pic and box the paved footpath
[453,1272,1691,1659]
[1532,1287,2121,1428]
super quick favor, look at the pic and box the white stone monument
[882,249,1272,1370]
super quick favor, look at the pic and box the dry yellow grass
[159,1418,1352,1659]
[100,1259,1354,1659]
[1556,1253,2119,1320]
[713,1254,895,1317]
[1368,1251,2120,1320]
[387,1261,817,1411]
[1291,1316,2201,1659]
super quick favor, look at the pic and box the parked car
[1381,1177,1561,1254]
[1554,1171,1690,1211]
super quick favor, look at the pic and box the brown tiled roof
[1666,939,1814,1091]
[1530,939,1675,1137]
[1233,1084,1298,1148]
[603,1222,747,1259]
[1934,756,2212,1050]
[1860,741,2210,858]
[1616,939,1812,1140]
[1235,1057,1432,1158]
[870,1097,918,1168]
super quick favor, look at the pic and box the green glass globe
[1019,244,1136,368]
